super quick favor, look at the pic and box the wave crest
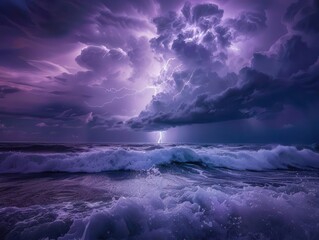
[0,145,319,173]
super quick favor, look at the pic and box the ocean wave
[0,145,319,173]
[2,183,319,240]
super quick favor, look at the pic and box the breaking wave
[1,145,319,173]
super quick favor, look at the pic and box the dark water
[0,144,319,240]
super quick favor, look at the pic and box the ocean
[0,143,319,239]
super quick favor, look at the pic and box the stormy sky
[0,0,318,143]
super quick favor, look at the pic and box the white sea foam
[1,145,319,239]
[0,145,319,173]
[2,183,319,240]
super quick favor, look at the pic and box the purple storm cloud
[0,0,318,143]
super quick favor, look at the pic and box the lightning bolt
[169,64,183,78]
[158,57,178,80]
[85,85,160,108]
[163,58,175,72]
[173,69,196,100]
[103,87,135,93]
[157,131,163,144]
[85,57,176,108]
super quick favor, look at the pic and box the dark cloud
[0,0,156,142]
[98,0,157,16]
[150,1,232,73]
[76,46,130,74]
[191,3,224,29]
[61,36,155,86]
[127,66,238,130]
[0,0,153,79]
[128,67,319,130]
[126,1,319,137]
[0,1,96,39]
[88,113,126,130]
[283,0,305,22]
[172,36,212,66]
[293,12,319,34]
[251,35,318,78]
[156,0,185,13]
[215,26,232,47]
[0,0,318,143]
[0,85,21,98]
[95,8,151,33]
[0,102,88,122]
[0,49,36,70]
[0,0,151,40]
[227,11,267,35]
[283,0,319,34]
[216,0,275,11]
[181,1,191,21]
[151,11,185,53]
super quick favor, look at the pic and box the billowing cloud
[227,10,267,35]
[74,46,132,83]
[127,0,319,134]
[0,0,318,143]
[150,1,232,75]
[251,35,318,78]
[283,0,319,34]
[128,66,319,130]
[191,3,224,27]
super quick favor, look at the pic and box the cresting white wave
[0,145,319,173]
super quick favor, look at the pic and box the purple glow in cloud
[0,0,318,143]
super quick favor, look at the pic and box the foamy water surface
[0,144,319,239]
